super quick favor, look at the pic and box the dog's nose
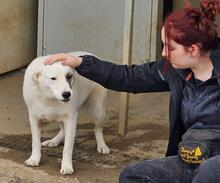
[62,91,71,99]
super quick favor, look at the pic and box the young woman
[45,0,220,182]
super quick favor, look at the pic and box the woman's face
[161,27,195,69]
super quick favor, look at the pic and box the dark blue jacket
[76,46,220,156]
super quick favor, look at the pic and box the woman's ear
[187,44,200,57]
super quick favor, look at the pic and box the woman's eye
[50,77,56,80]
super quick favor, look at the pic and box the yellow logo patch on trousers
[179,146,205,165]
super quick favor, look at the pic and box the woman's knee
[119,165,131,183]
[118,161,156,183]
[119,162,142,183]
[119,157,181,183]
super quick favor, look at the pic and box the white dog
[23,51,110,175]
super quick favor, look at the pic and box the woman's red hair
[163,0,220,62]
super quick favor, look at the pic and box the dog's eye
[66,74,73,80]
[50,77,56,80]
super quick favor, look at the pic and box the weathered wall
[0,0,38,74]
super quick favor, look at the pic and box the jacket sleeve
[75,55,170,93]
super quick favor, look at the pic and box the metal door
[38,0,163,64]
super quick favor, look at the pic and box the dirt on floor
[0,69,170,183]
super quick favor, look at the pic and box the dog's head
[32,62,75,102]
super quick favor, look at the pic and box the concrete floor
[0,69,170,183]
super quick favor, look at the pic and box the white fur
[23,51,109,175]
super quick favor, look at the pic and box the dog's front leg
[25,114,41,166]
[60,113,78,175]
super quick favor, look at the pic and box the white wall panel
[38,0,163,64]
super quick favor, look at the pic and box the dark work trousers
[119,155,220,183]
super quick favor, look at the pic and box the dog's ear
[32,72,41,82]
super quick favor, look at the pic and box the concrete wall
[0,0,38,74]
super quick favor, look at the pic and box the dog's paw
[60,165,74,175]
[24,157,40,167]
[97,144,110,154]
[42,139,59,147]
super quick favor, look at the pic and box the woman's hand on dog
[44,53,82,68]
